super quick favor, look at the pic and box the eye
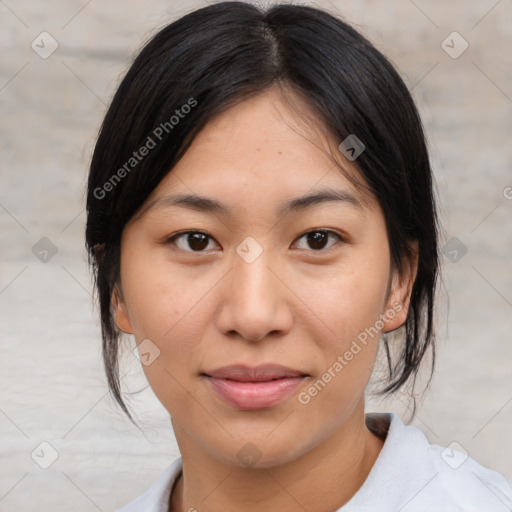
[294,229,344,251]
[166,229,343,253]
[166,231,220,252]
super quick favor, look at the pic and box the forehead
[180,87,347,178]
[134,87,374,222]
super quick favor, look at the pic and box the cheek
[120,249,210,341]
[295,256,390,350]
[120,253,221,403]
[295,275,385,422]
[123,260,214,413]
[290,247,390,404]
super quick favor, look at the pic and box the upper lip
[203,364,308,382]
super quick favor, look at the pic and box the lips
[202,364,309,410]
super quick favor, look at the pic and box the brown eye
[295,230,343,251]
[169,231,219,252]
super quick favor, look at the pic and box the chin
[204,430,310,470]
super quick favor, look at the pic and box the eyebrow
[136,187,365,221]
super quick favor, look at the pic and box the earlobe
[111,286,134,334]
[382,241,419,333]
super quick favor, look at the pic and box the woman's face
[113,87,415,468]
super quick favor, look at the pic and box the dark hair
[85,1,439,424]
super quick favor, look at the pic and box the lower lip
[205,376,307,410]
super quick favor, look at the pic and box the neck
[170,401,384,512]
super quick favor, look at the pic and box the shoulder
[342,413,512,511]
[115,458,183,512]
[427,441,512,510]
[391,413,512,511]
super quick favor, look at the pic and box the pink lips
[203,364,308,410]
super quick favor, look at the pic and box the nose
[216,246,294,343]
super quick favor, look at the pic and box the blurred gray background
[1,1,511,510]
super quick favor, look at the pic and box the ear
[111,284,134,334]
[382,241,419,333]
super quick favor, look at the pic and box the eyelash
[164,229,345,254]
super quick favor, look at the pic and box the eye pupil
[188,232,209,251]
[307,231,328,250]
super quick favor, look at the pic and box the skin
[112,86,418,512]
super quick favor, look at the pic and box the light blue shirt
[116,412,512,511]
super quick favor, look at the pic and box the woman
[85,2,512,510]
